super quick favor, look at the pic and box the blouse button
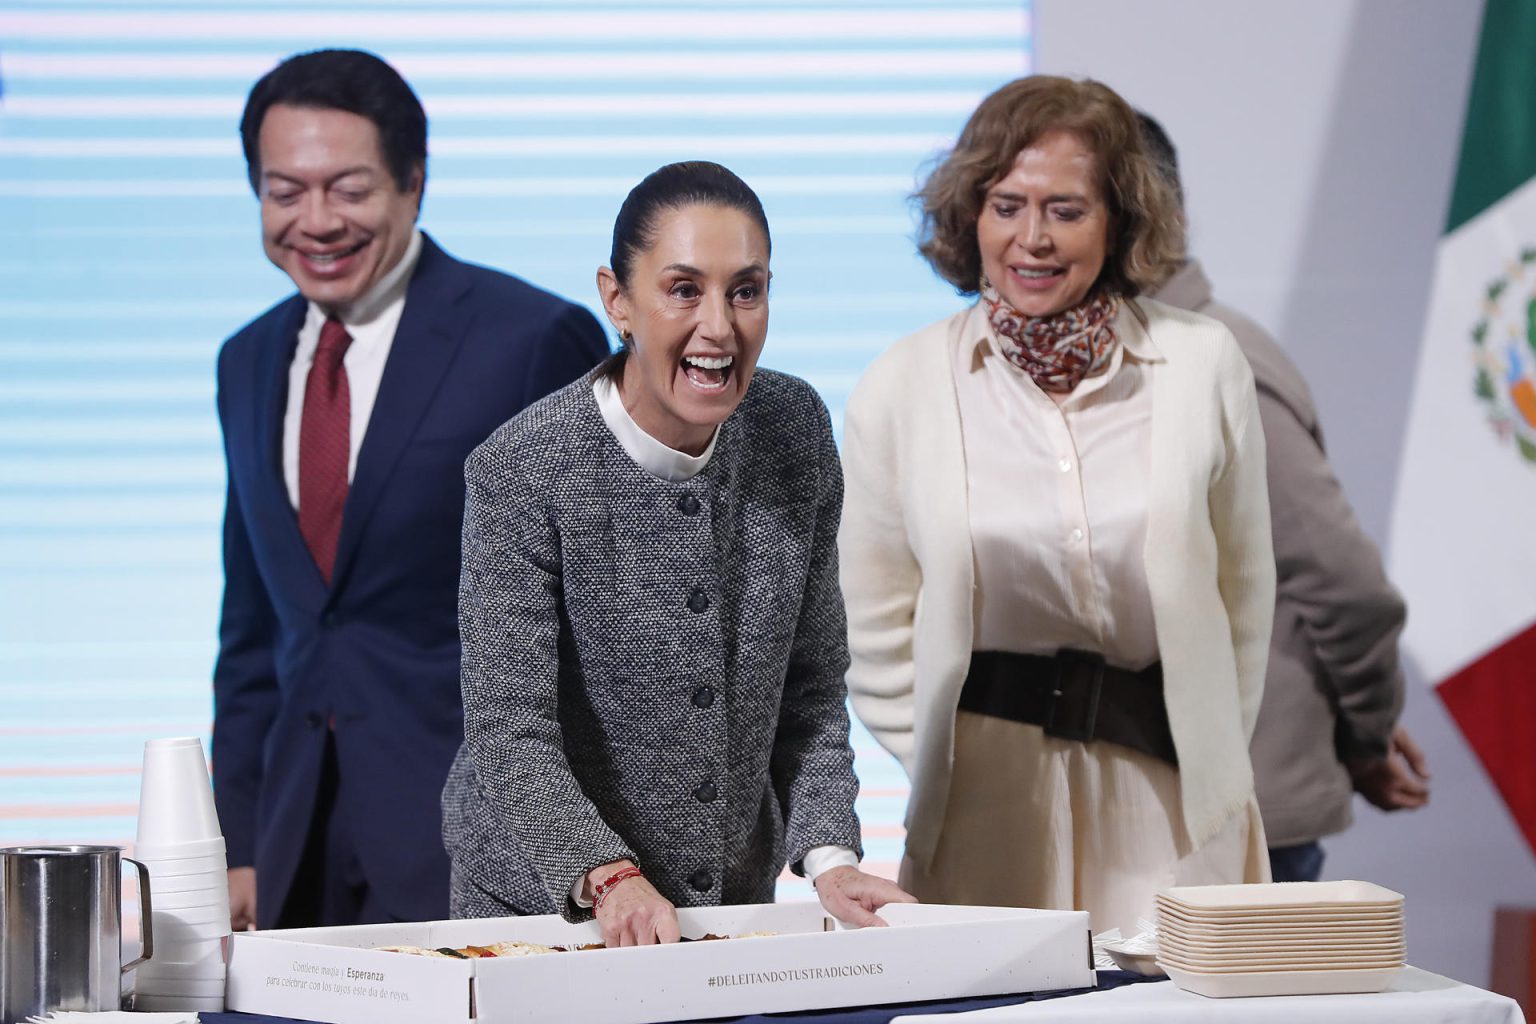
[687,589,710,613]
[1070,528,1084,543]
[692,686,716,709]
[1058,457,1073,473]
[677,493,701,516]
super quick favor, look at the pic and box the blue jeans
[1267,841,1326,882]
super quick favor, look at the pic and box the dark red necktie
[298,316,353,585]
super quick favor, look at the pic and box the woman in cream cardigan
[840,76,1275,933]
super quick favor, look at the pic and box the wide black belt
[959,649,1178,767]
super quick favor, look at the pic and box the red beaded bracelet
[592,866,644,909]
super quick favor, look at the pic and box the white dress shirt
[577,374,859,907]
[951,309,1163,671]
[281,229,424,509]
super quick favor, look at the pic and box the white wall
[1034,0,1536,988]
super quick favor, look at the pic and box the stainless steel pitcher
[0,846,153,1024]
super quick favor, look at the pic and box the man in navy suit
[213,49,608,929]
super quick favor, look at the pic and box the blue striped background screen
[0,1,1030,901]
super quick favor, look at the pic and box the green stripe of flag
[1446,0,1536,233]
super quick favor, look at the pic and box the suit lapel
[249,297,331,608]
[328,235,473,596]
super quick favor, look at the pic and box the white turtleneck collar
[593,374,718,482]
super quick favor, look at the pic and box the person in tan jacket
[1139,112,1430,882]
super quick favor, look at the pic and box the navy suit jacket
[211,234,609,927]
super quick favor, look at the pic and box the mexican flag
[1390,0,1536,854]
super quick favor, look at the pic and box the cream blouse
[951,308,1164,671]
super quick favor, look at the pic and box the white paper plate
[1161,921,1406,945]
[1100,940,1165,977]
[1158,947,1406,969]
[1158,930,1405,949]
[1157,907,1403,930]
[1161,961,1402,997]
[1156,908,1404,926]
[1161,927,1406,945]
[1157,923,1404,944]
[1161,939,1406,964]
[1158,881,1402,911]
[1159,929,1406,949]
[1159,951,1407,970]
[1157,902,1402,928]
[1159,951,1405,973]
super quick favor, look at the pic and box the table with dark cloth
[198,969,1156,1024]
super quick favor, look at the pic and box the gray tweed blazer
[441,367,863,921]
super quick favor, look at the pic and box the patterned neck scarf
[980,279,1121,393]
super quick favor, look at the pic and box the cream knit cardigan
[839,298,1275,871]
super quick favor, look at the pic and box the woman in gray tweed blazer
[441,162,913,946]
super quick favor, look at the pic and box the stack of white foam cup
[130,736,230,1014]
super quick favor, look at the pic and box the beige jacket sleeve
[838,375,922,771]
[1256,385,1406,759]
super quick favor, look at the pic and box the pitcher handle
[122,856,153,973]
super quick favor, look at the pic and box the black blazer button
[677,493,701,516]
[693,780,717,803]
[688,868,714,892]
[305,712,323,729]
[686,589,710,614]
[691,686,716,709]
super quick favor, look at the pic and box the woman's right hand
[589,861,680,946]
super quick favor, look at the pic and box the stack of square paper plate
[1155,881,1405,998]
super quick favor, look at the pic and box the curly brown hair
[917,75,1185,298]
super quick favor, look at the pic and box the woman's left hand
[813,866,918,927]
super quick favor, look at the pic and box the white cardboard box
[226,902,1092,1024]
